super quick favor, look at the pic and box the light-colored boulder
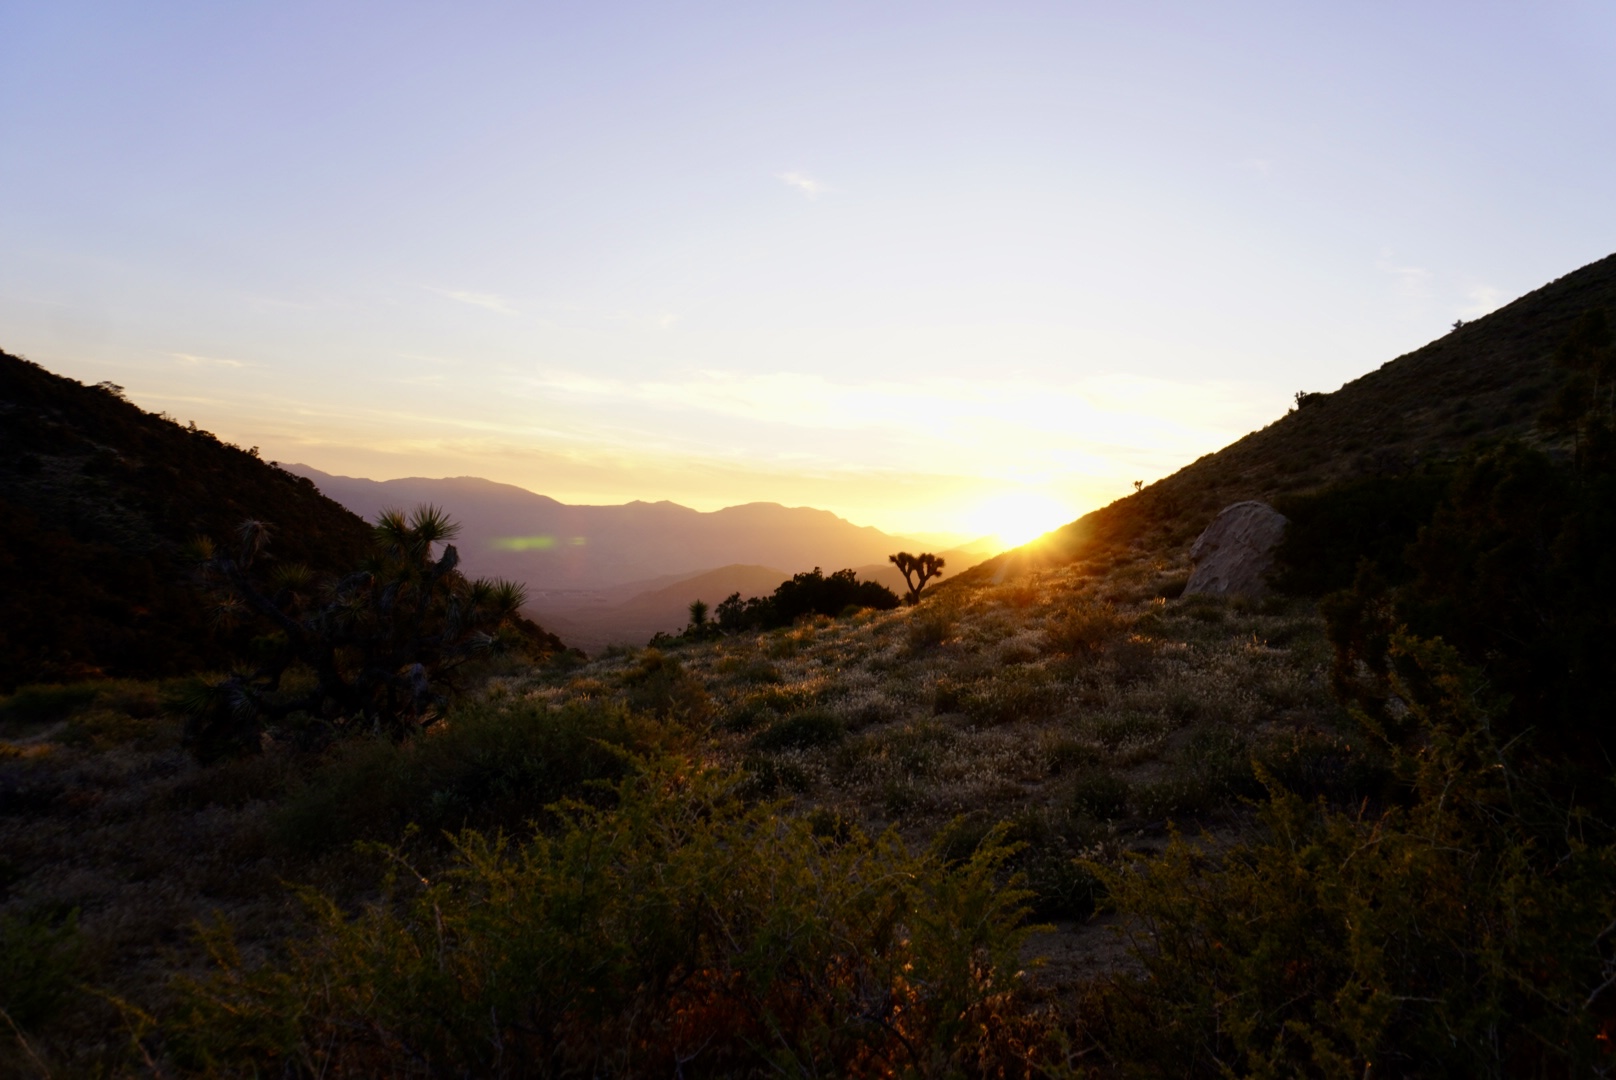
[1184,501,1289,597]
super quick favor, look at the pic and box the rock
[1184,501,1289,597]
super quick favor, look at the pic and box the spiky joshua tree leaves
[187,505,530,758]
[888,551,945,604]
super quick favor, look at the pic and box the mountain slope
[965,250,1616,582]
[0,350,377,689]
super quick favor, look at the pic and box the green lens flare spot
[491,536,557,551]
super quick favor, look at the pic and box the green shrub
[273,697,661,854]
[751,707,845,752]
[171,759,1045,1077]
[0,683,101,726]
[907,607,954,650]
[621,649,714,723]
[1046,599,1127,656]
[962,672,1065,727]
[1130,726,1260,822]
[0,906,82,1028]
[1084,637,1616,1075]
[935,810,1102,920]
[1069,768,1131,820]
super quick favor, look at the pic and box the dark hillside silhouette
[0,350,376,690]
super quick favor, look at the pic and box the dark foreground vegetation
[5,268,1616,1074]
[7,415,1615,1074]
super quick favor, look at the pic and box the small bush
[1069,769,1131,820]
[907,608,955,650]
[0,683,101,726]
[621,649,713,723]
[1046,600,1127,656]
[0,906,82,1027]
[751,707,846,752]
[962,674,1066,727]
[274,697,660,854]
[931,676,967,714]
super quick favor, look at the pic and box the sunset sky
[4,3,1614,542]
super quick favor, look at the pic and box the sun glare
[967,491,1076,551]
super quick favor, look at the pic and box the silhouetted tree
[889,551,945,604]
[706,569,899,635]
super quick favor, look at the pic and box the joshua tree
[688,598,710,628]
[888,551,945,604]
[187,505,531,757]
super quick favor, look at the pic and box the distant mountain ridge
[285,466,924,591]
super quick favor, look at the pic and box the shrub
[751,707,845,752]
[0,682,102,726]
[620,649,713,723]
[1271,470,1451,596]
[0,906,82,1028]
[1046,599,1126,656]
[273,697,661,854]
[962,673,1065,727]
[170,759,1046,1077]
[907,607,954,650]
[1084,637,1616,1076]
[1069,769,1131,820]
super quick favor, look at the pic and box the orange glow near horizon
[962,490,1077,551]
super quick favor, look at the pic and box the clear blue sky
[3,2,1613,539]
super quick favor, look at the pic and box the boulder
[1184,501,1289,597]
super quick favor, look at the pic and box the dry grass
[0,548,1353,1072]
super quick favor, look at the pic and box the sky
[3,2,1615,544]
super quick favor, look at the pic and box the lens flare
[966,491,1075,550]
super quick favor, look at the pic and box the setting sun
[965,491,1077,551]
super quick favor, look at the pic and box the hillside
[3,255,1615,1074]
[965,250,1616,582]
[0,350,377,690]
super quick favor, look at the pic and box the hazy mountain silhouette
[286,467,999,649]
[286,466,930,591]
[539,564,790,652]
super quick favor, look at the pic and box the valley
[3,252,1616,1074]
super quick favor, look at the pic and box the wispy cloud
[518,367,1274,484]
[777,171,830,199]
[1460,284,1505,319]
[1237,157,1273,176]
[172,352,251,368]
[424,286,517,314]
[1377,254,1431,300]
